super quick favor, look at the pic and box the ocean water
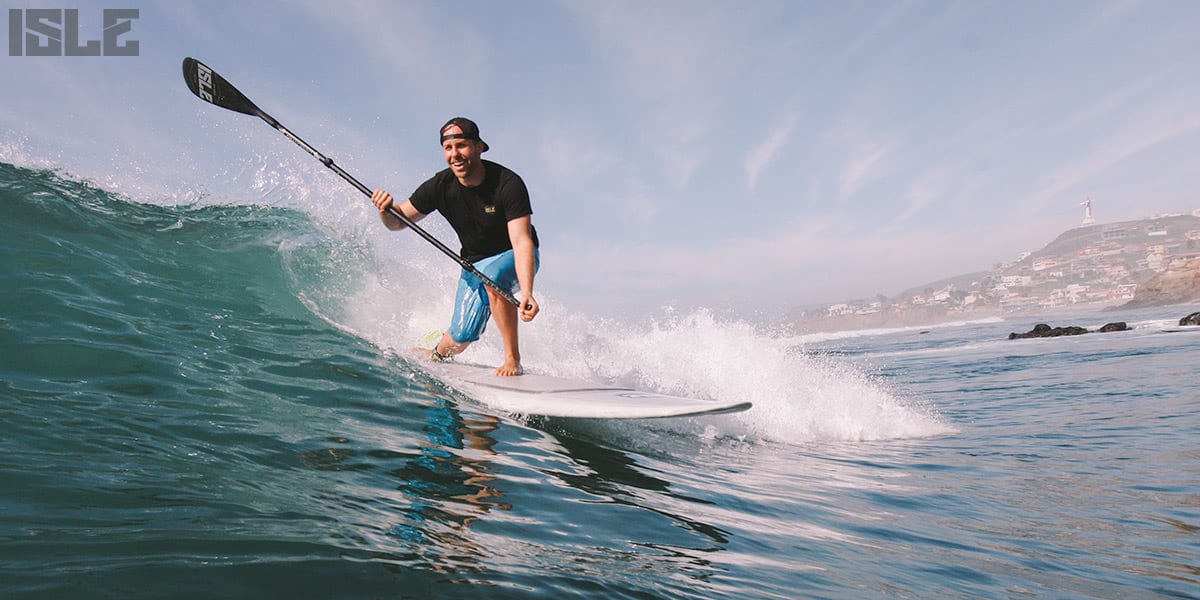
[2,161,1198,599]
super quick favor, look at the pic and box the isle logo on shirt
[483,205,496,214]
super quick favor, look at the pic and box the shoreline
[791,301,1198,335]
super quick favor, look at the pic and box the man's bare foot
[493,359,523,377]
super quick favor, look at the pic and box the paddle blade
[182,57,261,117]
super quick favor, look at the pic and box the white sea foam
[329,259,955,444]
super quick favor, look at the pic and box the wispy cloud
[838,141,893,203]
[1055,73,1159,133]
[816,116,899,204]
[744,114,798,194]
[887,167,947,231]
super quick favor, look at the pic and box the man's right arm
[371,189,426,231]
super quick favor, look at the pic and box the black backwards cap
[440,117,489,152]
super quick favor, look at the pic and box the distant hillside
[894,270,991,302]
[793,211,1200,332]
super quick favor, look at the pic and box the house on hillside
[1032,257,1058,271]
[1102,227,1128,241]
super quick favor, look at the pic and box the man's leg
[434,270,489,361]
[432,333,469,361]
[487,286,522,376]
[437,249,535,376]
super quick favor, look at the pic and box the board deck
[414,357,752,419]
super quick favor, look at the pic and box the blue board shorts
[447,248,540,344]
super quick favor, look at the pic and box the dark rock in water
[1008,323,1089,340]
[1098,322,1128,333]
[1181,312,1200,326]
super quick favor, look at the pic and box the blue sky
[3,1,1199,317]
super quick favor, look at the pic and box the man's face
[441,125,484,180]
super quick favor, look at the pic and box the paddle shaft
[182,58,520,307]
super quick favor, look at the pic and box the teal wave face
[2,163,315,384]
[0,160,414,427]
[0,162,426,457]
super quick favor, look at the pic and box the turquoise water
[2,162,1198,598]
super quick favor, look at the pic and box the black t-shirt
[409,160,539,262]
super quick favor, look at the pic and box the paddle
[180,56,520,307]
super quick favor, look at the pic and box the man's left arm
[507,216,539,322]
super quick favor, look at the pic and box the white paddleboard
[411,356,751,419]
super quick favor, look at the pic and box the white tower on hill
[1080,197,1096,226]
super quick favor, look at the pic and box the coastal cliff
[1117,257,1200,309]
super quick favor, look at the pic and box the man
[370,117,540,376]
